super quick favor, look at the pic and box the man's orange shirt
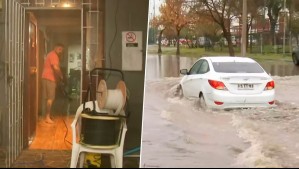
[42,51,60,82]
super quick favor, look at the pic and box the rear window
[212,62,264,73]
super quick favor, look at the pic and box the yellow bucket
[84,153,101,168]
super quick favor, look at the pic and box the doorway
[26,9,82,150]
[2,0,105,166]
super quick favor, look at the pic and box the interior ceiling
[32,9,81,34]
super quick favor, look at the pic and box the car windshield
[212,62,265,73]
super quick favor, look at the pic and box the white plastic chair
[70,101,127,168]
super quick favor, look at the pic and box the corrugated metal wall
[0,0,7,167]
[0,0,105,167]
[1,0,25,167]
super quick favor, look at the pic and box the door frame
[23,12,38,148]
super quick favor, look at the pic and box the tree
[290,13,299,45]
[150,16,166,53]
[193,0,240,56]
[288,0,299,47]
[265,0,284,45]
[244,0,265,52]
[189,10,222,45]
[160,0,192,55]
[163,26,177,46]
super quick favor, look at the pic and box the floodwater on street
[141,53,299,168]
[146,54,299,80]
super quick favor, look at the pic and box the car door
[182,59,210,98]
[195,60,210,97]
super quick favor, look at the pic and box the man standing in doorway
[42,43,64,124]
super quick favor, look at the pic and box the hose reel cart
[70,68,129,168]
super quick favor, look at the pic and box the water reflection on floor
[146,54,299,80]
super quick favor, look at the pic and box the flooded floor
[29,116,73,150]
[146,54,299,80]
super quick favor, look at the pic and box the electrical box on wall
[122,31,142,71]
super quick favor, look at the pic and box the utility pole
[241,0,247,57]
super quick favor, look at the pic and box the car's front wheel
[292,54,299,66]
[199,94,207,110]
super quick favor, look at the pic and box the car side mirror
[180,69,189,75]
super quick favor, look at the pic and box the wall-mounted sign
[122,31,143,71]
[126,32,137,43]
[125,32,139,48]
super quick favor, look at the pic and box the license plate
[238,84,254,90]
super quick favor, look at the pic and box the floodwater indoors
[28,9,81,150]
[146,54,299,80]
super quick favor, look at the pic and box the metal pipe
[12,0,16,159]
[21,6,25,150]
[16,2,21,155]
[4,1,8,166]
[8,0,12,165]
[80,1,84,103]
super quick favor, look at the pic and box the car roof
[202,56,256,63]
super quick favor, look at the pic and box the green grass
[147,45,293,62]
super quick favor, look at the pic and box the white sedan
[179,57,275,109]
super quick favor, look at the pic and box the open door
[24,13,38,146]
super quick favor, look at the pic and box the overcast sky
[149,0,164,19]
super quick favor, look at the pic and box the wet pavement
[146,54,299,80]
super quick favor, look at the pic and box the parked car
[219,37,237,47]
[197,37,212,48]
[292,47,299,66]
[179,57,275,109]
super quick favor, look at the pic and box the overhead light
[62,2,71,8]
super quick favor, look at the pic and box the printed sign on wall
[122,31,143,71]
